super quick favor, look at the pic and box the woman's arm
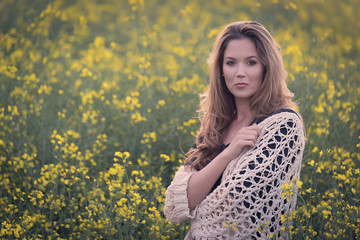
[187,124,260,210]
[164,165,196,223]
[191,113,305,238]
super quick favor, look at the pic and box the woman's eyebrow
[224,56,235,60]
[224,55,259,59]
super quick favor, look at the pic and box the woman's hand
[187,124,261,210]
[222,124,261,161]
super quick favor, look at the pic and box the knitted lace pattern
[164,111,305,239]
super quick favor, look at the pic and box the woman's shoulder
[271,108,299,116]
[255,109,305,145]
[270,108,302,121]
[259,108,304,132]
[251,108,300,125]
[259,111,305,143]
[268,108,301,123]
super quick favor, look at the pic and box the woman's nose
[236,64,245,77]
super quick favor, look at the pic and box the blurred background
[0,0,359,239]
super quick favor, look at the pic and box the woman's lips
[235,83,248,88]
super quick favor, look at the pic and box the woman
[164,21,305,239]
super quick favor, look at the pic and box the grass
[0,0,359,239]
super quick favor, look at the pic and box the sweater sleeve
[193,113,305,239]
[164,165,198,223]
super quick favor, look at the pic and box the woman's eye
[226,61,235,66]
[247,60,257,65]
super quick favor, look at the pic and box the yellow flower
[157,99,166,107]
[297,180,303,189]
[322,210,331,219]
[160,154,171,162]
[308,160,315,167]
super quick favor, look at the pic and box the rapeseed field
[0,0,359,239]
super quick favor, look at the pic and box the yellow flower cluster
[0,0,359,239]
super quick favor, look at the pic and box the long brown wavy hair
[185,21,299,170]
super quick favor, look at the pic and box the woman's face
[222,38,264,104]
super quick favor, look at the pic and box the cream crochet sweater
[164,111,305,239]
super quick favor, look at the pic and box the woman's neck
[234,100,254,124]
